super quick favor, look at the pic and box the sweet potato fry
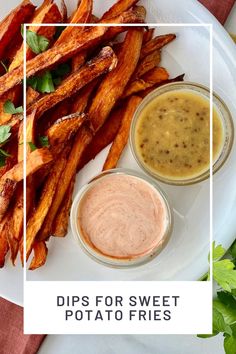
[0,7,145,95]
[11,111,36,246]
[1,147,53,183]
[71,51,88,72]
[101,6,146,43]
[103,96,141,170]
[101,0,139,19]
[51,175,76,237]
[4,209,19,265]
[29,241,48,270]
[18,110,36,161]
[89,28,144,132]
[46,113,86,146]
[132,50,161,79]
[138,73,185,98]
[59,0,67,22]
[9,2,62,71]
[9,184,23,242]
[71,79,100,114]
[0,213,10,267]
[26,87,40,106]
[0,0,36,59]
[143,28,155,44]
[26,146,70,259]
[140,34,176,59]
[38,100,71,134]
[122,67,169,98]
[78,106,124,170]
[0,141,17,179]
[37,125,93,241]
[28,46,117,119]
[0,179,17,222]
[56,0,93,44]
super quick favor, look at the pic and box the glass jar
[70,168,173,268]
[130,82,234,185]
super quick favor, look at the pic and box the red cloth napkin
[198,0,235,24]
[0,297,45,354]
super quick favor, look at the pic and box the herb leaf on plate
[28,142,37,152]
[38,135,49,148]
[3,100,23,114]
[24,29,49,54]
[0,125,12,166]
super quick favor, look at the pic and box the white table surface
[38,3,236,354]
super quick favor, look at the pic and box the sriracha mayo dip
[72,170,172,267]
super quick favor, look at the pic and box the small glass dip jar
[70,169,173,268]
[130,82,234,186]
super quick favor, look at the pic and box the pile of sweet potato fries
[0,0,184,270]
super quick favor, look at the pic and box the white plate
[1,0,236,305]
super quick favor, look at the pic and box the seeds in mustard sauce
[135,90,224,180]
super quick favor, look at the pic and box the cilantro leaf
[51,63,71,86]
[0,125,11,144]
[39,135,49,147]
[37,71,55,93]
[213,259,236,292]
[24,30,49,54]
[52,63,70,77]
[28,142,37,152]
[3,100,23,114]
[27,71,55,93]
[26,76,38,90]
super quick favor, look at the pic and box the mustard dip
[135,90,223,180]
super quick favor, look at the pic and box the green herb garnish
[39,135,49,147]
[23,29,49,54]
[27,63,71,93]
[28,142,37,152]
[198,241,236,354]
[0,125,11,166]
[3,100,23,114]
[27,71,55,93]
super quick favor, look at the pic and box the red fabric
[0,297,45,354]
[198,0,235,24]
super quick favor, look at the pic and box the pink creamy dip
[78,174,168,259]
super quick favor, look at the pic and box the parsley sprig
[198,241,236,354]
[3,100,23,114]
[27,63,70,93]
[21,26,49,54]
[27,135,50,152]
